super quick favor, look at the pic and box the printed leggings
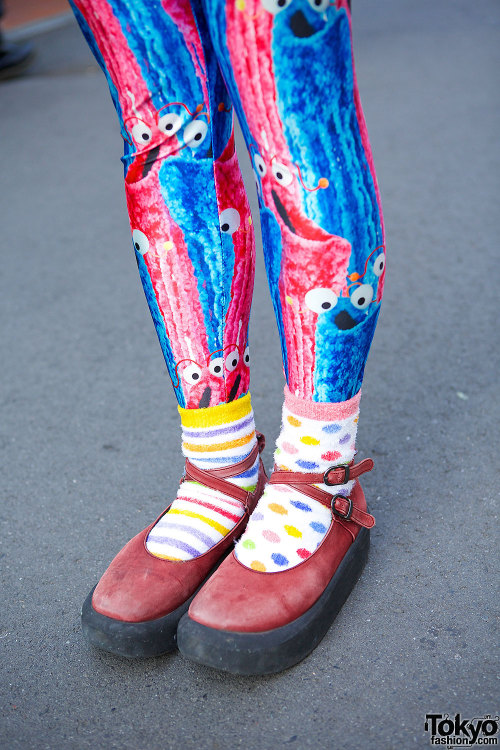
[70,0,385,409]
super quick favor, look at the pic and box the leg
[70,0,266,657]
[71,0,255,409]
[203,0,384,404]
[178,0,384,672]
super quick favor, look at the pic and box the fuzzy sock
[146,394,259,561]
[235,386,360,573]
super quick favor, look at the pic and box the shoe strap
[183,432,265,509]
[270,457,373,488]
[269,457,375,528]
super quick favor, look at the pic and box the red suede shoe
[177,458,375,674]
[81,434,267,658]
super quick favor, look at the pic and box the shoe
[81,433,267,658]
[0,33,34,81]
[177,457,375,674]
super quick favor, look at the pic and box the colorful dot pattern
[235,399,360,573]
[236,484,331,573]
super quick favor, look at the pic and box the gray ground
[1,1,499,748]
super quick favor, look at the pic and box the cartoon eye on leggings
[129,119,153,146]
[158,112,183,137]
[350,284,374,310]
[304,288,338,314]
[348,245,386,283]
[267,152,328,192]
[373,252,385,277]
[253,153,267,177]
[243,346,250,367]
[183,118,208,148]
[181,361,203,384]
[272,160,293,187]
[225,349,239,372]
[209,357,224,377]
[219,208,240,234]
[261,0,293,14]
[132,229,149,255]
[307,0,330,12]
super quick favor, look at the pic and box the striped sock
[235,387,360,573]
[146,393,258,561]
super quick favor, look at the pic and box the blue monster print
[305,245,385,400]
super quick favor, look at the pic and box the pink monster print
[80,1,239,409]
[128,179,220,408]
[124,100,209,185]
[252,145,351,394]
[214,131,256,402]
[172,352,229,409]
[75,0,201,180]
[171,331,250,408]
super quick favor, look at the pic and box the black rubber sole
[80,540,237,659]
[81,585,193,659]
[177,527,370,675]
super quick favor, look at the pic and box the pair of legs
[72,0,385,669]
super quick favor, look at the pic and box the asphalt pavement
[1,1,499,748]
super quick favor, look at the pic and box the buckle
[323,464,350,486]
[331,494,353,521]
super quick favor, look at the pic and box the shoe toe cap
[91,529,190,623]
[187,553,312,633]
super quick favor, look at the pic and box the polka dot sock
[146,393,259,561]
[235,386,361,573]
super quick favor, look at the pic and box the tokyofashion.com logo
[424,714,499,747]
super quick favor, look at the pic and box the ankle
[235,387,363,573]
[275,385,361,495]
[179,392,258,490]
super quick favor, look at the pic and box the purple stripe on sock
[183,415,254,439]
[190,451,251,465]
[147,536,201,557]
[152,522,214,549]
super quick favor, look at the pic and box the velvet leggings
[70,0,385,409]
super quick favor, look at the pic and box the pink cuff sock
[284,385,361,422]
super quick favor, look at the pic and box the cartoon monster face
[293,244,385,400]
[126,103,209,153]
[210,344,251,404]
[304,245,385,331]
[124,102,211,183]
[261,0,338,38]
[252,148,330,241]
[174,343,250,408]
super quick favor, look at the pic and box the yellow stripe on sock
[168,509,230,536]
[179,392,252,429]
[149,553,183,561]
[183,431,255,453]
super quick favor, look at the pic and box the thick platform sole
[80,538,238,659]
[177,527,370,675]
[81,584,194,659]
